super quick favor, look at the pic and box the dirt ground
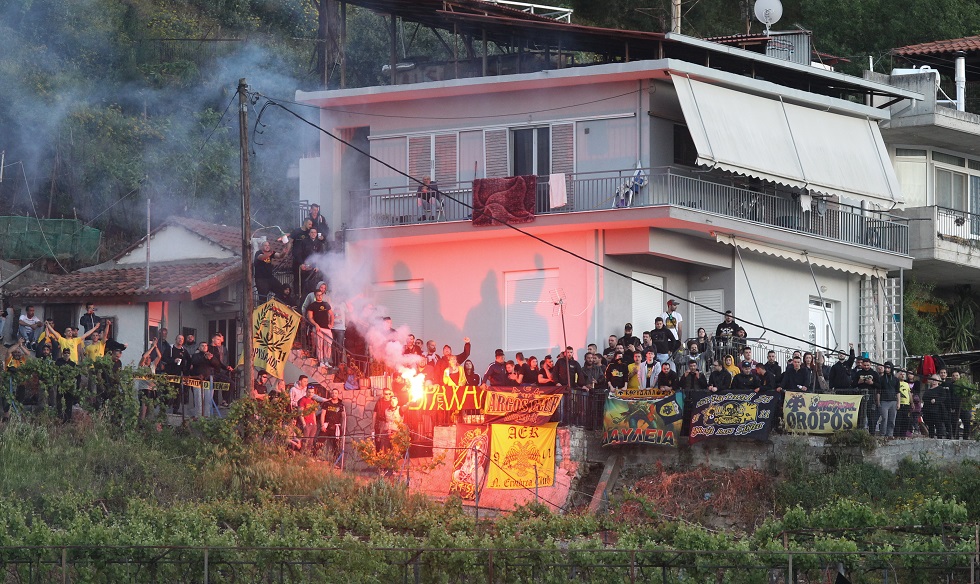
[610,463,777,533]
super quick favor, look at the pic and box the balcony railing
[937,206,980,243]
[353,167,909,254]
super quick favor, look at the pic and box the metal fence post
[488,549,493,584]
[203,547,209,584]
[61,546,67,584]
[630,550,636,584]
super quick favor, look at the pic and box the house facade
[874,38,980,293]
[8,217,247,365]
[297,26,917,365]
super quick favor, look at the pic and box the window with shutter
[689,289,725,340]
[373,280,424,339]
[505,269,561,351]
[630,272,664,333]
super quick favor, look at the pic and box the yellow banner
[135,375,230,391]
[783,391,864,434]
[249,299,301,379]
[487,422,557,490]
[614,387,674,400]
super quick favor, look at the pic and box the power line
[15,161,70,274]
[252,94,893,366]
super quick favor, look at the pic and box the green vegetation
[4,358,980,582]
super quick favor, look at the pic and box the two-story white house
[296,2,917,365]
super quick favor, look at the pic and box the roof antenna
[753,0,782,35]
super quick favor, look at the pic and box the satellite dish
[754,0,783,34]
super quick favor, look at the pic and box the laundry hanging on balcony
[671,74,902,207]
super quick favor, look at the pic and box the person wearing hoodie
[877,362,900,438]
[828,344,856,390]
[922,375,947,439]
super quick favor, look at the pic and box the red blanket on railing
[472,175,536,226]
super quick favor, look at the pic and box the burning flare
[401,368,425,402]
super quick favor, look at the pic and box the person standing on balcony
[306,288,334,369]
[660,299,683,345]
[618,323,641,357]
[714,311,743,358]
[307,203,329,246]
[254,240,288,302]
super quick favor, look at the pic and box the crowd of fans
[396,299,978,441]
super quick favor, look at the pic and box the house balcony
[894,205,980,285]
[353,166,909,256]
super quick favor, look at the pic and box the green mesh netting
[0,217,101,263]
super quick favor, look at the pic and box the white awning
[672,74,902,207]
[714,233,887,278]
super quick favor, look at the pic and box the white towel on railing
[549,173,567,208]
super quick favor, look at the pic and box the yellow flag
[249,299,301,379]
[487,422,558,490]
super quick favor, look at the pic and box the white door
[631,272,664,333]
[808,298,834,352]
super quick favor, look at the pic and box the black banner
[688,391,777,444]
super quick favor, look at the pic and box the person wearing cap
[660,299,683,344]
[877,361,900,438]
[714,310,744,357]
[483,349,509,386]
[618,324,641,356]
[731,360,761,391]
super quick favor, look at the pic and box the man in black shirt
[554,346,585,387]
[764,350,782,385]
[79,303,101,334]
[618,324,641,355]
[679,360,708,391]
[649,318,677,370]
[319,388,346,466]
[483,349,509,386]
[707,360,732,393]
[605,352,630,390]
[755,362,776,393]
[829,344,856,390]
[731,361,761,391]
[307,203,329,246]
[253,240,288,301]
[306,288,334,369]
[852,358,881,434]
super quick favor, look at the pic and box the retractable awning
[672,74,902,207]
[714,233,887,277]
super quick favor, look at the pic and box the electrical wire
[250,94,897,368]
[16,160,70,274]
[197,92,238,155]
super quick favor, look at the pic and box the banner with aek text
[487,422,558,490]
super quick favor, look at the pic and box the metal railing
[937,206,980,242]
[0,545,975,583]
[354,167,909,254]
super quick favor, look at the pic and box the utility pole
[671,0,681,33]
[239,78,255,393]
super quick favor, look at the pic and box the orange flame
[400,368,425,402]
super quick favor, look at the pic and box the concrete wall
[580,432,980,474]
[733,251,861,350]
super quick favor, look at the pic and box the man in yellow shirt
[83,320,111,362]
[45,321,101,364]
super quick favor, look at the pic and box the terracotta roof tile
[893,36,980,56]
[10,260,241,302]
[167,217,243,253]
